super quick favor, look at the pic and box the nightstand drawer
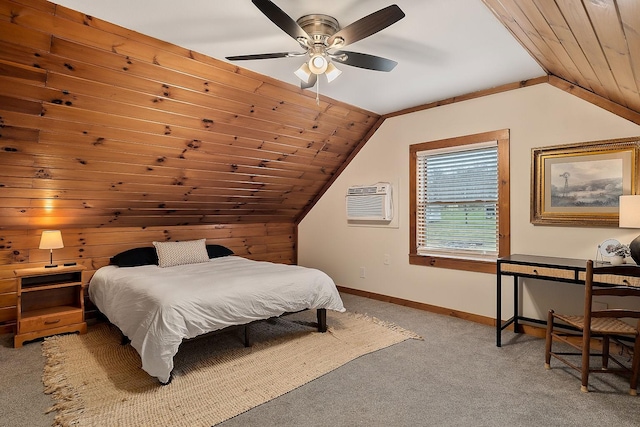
[19,310,83,333]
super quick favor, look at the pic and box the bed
[88,240,345,384]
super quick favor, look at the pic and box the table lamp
[619,195,640,265]
[39,230,64,268]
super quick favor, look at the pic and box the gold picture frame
[531,137,640,227]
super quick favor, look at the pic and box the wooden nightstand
[14,265,87,348]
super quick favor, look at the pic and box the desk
[497,255,640,346]
[496,254,589,347]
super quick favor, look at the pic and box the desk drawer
[19,311,83,333]
[578,272,640,288]
[500,264,575,280]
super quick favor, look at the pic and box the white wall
[299,83,640,321]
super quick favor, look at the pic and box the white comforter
[89,256,345,383]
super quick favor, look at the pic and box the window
[409,130,510,273]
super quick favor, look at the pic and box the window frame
[409,129,510,274]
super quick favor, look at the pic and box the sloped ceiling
[0,0,381,229]
[483,0,640,119]
[46,0,546,115]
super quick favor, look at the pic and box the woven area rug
[42,311,421,426]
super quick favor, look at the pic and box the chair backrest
[584,260,640,323]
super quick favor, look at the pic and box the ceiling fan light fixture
[325,62,342,82]
[294,62,312,83]
[308,54,328,74]
[228,3,405,90]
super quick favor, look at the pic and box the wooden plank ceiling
[0,0,380,230]
[483,0,640,117]
[3,0,640,232]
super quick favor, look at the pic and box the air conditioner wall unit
[346,182,393,221]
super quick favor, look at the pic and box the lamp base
[630,234,640,265]
[44,264,58,268]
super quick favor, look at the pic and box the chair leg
[545,310,554,369]
[581,328,591,393]
[630,332,640,396]
[602,335,609,370]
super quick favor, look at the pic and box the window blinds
[417,143,499,257]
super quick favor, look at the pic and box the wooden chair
[544,260,640,395]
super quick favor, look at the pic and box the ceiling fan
[226,0,405,90]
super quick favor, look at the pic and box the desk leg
[513,275,519,334]
[496,269,502,347]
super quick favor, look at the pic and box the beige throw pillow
[153,239,209,268]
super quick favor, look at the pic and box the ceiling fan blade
[252,0,310,45]
[301,73,317,89]
[333,51,398,72]
[226,52,295,61]
[327,5,405,48]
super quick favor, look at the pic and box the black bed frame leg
[243,324,252,347]
[317,308,327,332]
[120,332,130,346]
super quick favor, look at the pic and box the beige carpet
[42,311,421,426]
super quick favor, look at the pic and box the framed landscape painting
[531,137,640,226]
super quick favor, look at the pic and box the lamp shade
[619,195,640,265]
[619,195,640,228]
[294,62,312,83]
[325,62,342,83]
[39,230,64,250]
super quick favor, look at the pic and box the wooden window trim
[409,129,510,274]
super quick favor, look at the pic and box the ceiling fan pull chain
[316,78,320,106]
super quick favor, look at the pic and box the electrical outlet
[384,254,390,265]
[359,267,366,278]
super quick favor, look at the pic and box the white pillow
[153,239,209,268]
